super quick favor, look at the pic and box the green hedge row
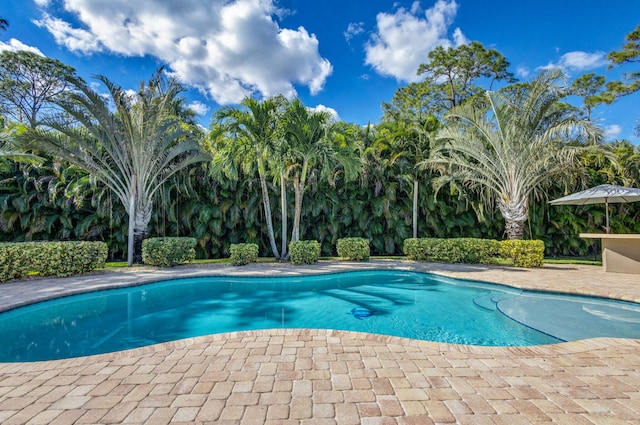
[403,237,544,268]
[0,243,30,281]
[142,237,196,267]
[0,241,108,282]
[500,240,545,267]
[336,237,370,261]
[230,243,259,266]
[403,238,501,264]
[289,240,321,265]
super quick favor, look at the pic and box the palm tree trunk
[134,201,152,264]
[126,177,136,266]
[280,173,289,260]
[292,175,301,242]
[499,198,528,240]
[133,231,145,264]
[412,178,419,238]
[259,172,281,260]
[293,160,309,243]
[504,219,526,240]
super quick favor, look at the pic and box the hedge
[289,240,321,265]
[0,241,108,281]
[403,237,501,264]
[0,243,31,282]
[229,243,259,266]
[336,237,370,261]
[403,237,545,267]
[142,237,196,267]
[500,240,545,267]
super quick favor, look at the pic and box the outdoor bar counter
[580,233,640,274]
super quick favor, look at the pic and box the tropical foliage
[428,69,603,239]
[0,37,638,264]
[21,69,209,265]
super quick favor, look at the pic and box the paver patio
[0,260,639,424]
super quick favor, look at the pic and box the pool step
[491,293,514,302]
[474,293,515,311]
[473,295,498,311]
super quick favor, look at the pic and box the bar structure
[580,233,640,274]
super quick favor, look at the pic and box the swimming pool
[1,270,639,362]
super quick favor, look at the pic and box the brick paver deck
[1,261,639,424]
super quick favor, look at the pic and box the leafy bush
[500,240,545,267]
[289,240,321,265]
[336,237,370,261]
[403,238,501,264]
[142,237,196,267]
[32,241,108,276]
[229,243,259,266]
[0,241,108,281]
[0,243,31,282]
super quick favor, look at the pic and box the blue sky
[1,0,639,143]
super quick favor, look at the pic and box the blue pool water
[1,270,639,362]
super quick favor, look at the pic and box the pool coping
[2,259,640,313]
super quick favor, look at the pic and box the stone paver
[0,261,639,424]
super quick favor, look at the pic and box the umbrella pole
[605,200,610,234]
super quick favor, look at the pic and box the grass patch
[105,261,128,268]
[544,258,602,266]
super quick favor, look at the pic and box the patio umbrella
[549,184,640,233]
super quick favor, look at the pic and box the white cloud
[33,14,102,53]
[308,104,340,122]
[452,27,468,46]
[604,124,622,139]
[364,0,464,82]
[344,22,365,42]
[539,51,608,73]
[33,0,332,104]
[558,51,607,71]
[0,38,45,55]
[188,100,210,116]
[516,65,530,79]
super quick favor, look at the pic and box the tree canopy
[416,41,516,114]
[0,50,77,128]
[606,24,640,134]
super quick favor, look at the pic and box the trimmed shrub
[289,240,321,265]
[403,238,501,264]
[31,241,108,276]
[229,243,259,266]
[336,237,370,261]
[500,240,545,268]
[142,237,196,267]
[0,241,108,281]
[0,243,31,282]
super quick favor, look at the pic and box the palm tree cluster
[209,97,360,260]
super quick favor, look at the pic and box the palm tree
[376,117,437,238]
[425,69,603,240]
[210,96,287,260]
[0,17,8,32]
[284,99,360,243]
[23,69,209,265]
